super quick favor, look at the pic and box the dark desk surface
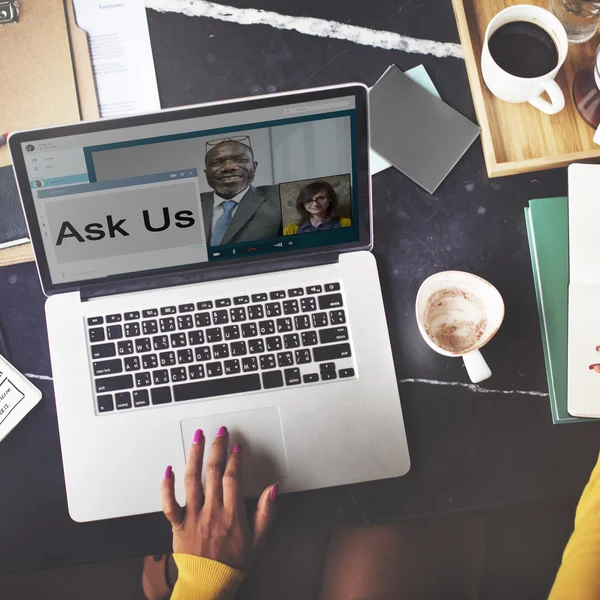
[2,0,600,573]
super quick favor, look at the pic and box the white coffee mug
[415,271,505,384]
[481,5,568,115]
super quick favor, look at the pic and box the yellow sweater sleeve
[171,554,246,600]
[549,453,600,599]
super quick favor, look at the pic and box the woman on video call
[283,181,351,236]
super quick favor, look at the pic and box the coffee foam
[424,287,487,354]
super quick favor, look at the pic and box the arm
[162,428,278,600]
[549,453,600,599]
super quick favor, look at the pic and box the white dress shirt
[210,188,249,239]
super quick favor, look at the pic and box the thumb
[252,482,278,554]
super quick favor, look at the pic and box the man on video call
[202,138,282,246]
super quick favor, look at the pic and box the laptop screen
[11,86,369,291]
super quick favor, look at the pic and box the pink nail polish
[193,429,203,444]
[233,443,241,452]
[270,482,279,502]
[164,465,172,480]
[217,426,228,437]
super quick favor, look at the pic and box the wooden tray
[452,0,600,177]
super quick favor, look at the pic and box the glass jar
[573,44,600,128]
[550,0,600,43]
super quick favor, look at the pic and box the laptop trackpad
[180,407,289,497]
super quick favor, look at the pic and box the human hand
[161,427,278,571]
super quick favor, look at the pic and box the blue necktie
[211,199,237,246]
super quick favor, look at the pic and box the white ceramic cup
[415,271,505,384]
[481,5,568,115]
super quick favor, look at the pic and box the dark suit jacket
[201,185,282,246]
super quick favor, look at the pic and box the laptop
[9,84,410,522]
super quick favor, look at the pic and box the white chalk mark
[25,373,53,381]
[350,491,372,524]
[146,0,464,59]
[399,378,548,397]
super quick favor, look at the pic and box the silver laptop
[9,84,410,522]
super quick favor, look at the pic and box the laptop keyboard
[86,282,356,415]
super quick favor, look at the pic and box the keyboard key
[301,331,318,346]
[283,300,299,315]
[116,392,132,410]
[318,293,343,310]
[107,314,122,323]
[241,323,257,338]
[213,310,229,325]
[142,354,158,369]
[161,306,176,315]
[277,352,293,367]
[194,346,211,362]
[89,327,105,343]
[107,325,123,340]
[97,394,114,413]
[234,295,250,305]
[249,339,265,354]
[313,343,352,362]
[135,372,151,387]
[230,341,247,356]
[248,305,264,320]
[294,315,311,330]
[124,322,140,338]
[177,349,194,364]
[213,344,229,359]
[206,362,223,377]
[124,356,140,371]
[230,307,247,322]
[259,320,275,335]
[325,283,341,292]
[197,301,213,310]
[321,371,337,381]
[330,310,346,325]
[93,359,122,376]
[125,311,140,321]
[171,367,187,382]
[265,302,281,317]
[178,303,195,313]
[306,285,322,294]
[117,340,134,355]
[171,333,187,348]
[339,368,355,378]
[301,298,317,312]
[224,325,240,340]
[288,288,304,297]
[224,359,241,375]
[195,312,211,327]
[133,389,150,407]
[251,293,268,302]
[295,349,312,364]
[319,326,349,344]
[216,298,232,307]
[276,317,293,333]
[312,313,328,328]
[206,328,223,343]
[142,309,159,318]
[320,362,336,372]
[303,373,319,383]
[88,316,103,326]
[91,342,116,359]
[177,315,194,330]
[262,370,284,389]
[95,374,133,393]
[151,386,172,405]
[160,317,176,332]
[242,356,259,372]
[266,336,282,351]
[153,369,169,385]
[260,354,276,370]
[284,368,302,385]
[174,373,261,402]
[135,338,152,353]
[142,320,158,335]
[153,335,169,350]
[270,290,286,300]
[188,330,205,345]
[159,351,176,366]
[284,334,300,349]
[189,364,205,380]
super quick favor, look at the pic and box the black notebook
[0,165,28,248]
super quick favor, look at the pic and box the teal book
[525,197,591,424]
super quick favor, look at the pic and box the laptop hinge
[79,252,340,301]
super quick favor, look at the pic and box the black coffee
[489,21,558,78]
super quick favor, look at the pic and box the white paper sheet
[74,0,161,118]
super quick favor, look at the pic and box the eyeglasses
[302,195,329,207]
[205,136,252,154]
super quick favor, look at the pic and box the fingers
[184,429,206,511]
[253,482,278,554]
[204,426,230,507]
[223,442,244,512]
[161,465,184,528]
